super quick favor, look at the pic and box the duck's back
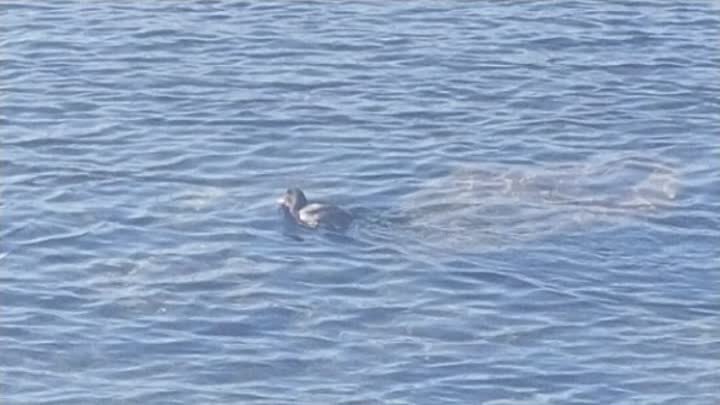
[299,203,352,229]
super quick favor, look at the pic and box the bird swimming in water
[278,188,353,230]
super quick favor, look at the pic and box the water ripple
[2,1,719,404]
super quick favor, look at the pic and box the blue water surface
[2,1,719,404]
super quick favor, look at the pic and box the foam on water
[400,156,682,251]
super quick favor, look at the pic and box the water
[2,1,719,404]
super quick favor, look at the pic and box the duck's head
[278,188,308,213]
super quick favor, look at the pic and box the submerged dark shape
[278,188,352,230]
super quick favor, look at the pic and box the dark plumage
[278,188,352,230]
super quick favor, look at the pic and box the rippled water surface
[3,1,719,404]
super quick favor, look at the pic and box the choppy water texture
[2,1,720,404]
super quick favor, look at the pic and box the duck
[278,188,352,230]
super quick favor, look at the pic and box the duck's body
[278,188,352,230]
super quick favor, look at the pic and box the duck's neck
[284,205,302,221]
